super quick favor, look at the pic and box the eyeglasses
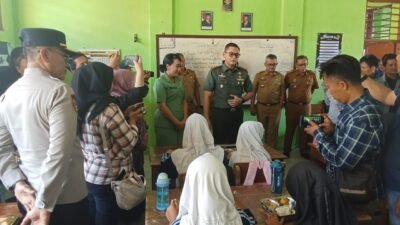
[225,52,240,58]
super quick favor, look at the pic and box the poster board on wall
[315,33,342,71]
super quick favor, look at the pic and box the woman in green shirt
[154,53,188,146]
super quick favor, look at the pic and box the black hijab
[286,161,358,225]
[71,62,118,122]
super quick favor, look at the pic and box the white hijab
[171,113,224,174]
[176,153,242,225]
[231,121,271,164]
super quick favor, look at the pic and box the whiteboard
[156,35,298,103]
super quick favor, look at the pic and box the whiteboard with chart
[156,35,298,95]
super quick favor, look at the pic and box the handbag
[110,171,146,210]
[98,118,146,210]
[336,162,378,204]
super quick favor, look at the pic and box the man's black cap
[19,28,77,57]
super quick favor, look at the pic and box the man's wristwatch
[361,75,369,82]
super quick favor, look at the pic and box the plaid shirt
[314,91,383,176]
[81,103,138,185]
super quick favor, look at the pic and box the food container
[260,196,296,217]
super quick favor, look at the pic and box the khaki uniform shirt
[180,69,199,104]
[204,64,253,109]
[285,70,319,103]
[253,71,284,104]
[0,68,87,211]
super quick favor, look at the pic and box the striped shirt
[314,91,383,176]
[81,103,138,185]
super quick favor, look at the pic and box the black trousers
[212,107,243,145]
[19,197,89,225]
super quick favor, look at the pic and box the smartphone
[299,115,324,128]
[130,102,146,115]
[124,55,139,67]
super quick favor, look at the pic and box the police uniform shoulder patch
[71,94,78,112]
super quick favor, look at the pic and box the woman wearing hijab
[166,153,256,225]
[109,56,148,111]
[229,121,272,185]
[265,161,357,225]
[72,62,143,225]
[160,113,235,186]
[110,60,149,176]
[170,113,224,174]
[154,53,188,146]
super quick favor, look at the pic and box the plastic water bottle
[156,172,170,211]
[271,160,284,194]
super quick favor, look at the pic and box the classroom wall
[0,0,17,46]
[5,0,367,150]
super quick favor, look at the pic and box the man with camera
[304,55,383,199]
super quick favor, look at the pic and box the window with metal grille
[365,0,400,41]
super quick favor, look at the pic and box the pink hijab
[110,69,134,96]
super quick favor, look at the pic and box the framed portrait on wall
[222,0,233,11]
[241,13,252,32]
[201,11,213,30]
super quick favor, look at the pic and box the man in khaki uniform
[177,53,201,115]
[284,55,319,157]
[250,54,284,148]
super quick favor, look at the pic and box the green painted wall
[0,0,17,46]
[8,0,366,150]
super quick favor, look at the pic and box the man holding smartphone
[304,55,383,201]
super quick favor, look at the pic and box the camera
[299,115,324,128]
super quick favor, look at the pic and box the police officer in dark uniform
[204,42,254,144]
[284,55,319,157]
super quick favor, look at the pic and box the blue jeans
[387,188,400,225]
[87,182,119,225]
